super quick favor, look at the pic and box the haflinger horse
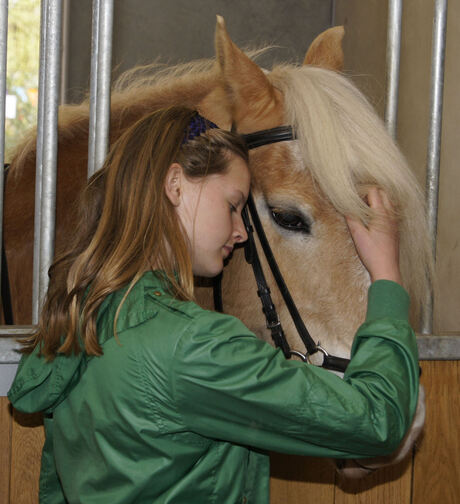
[5,17,432,479]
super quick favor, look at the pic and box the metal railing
[384,0,449,337]
[0,0,458,362]
[422,0,448,335]
[32,0,62,324]
[0,0,113,333]
[384,0,402,139]
[88,0,113,178]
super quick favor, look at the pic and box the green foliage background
[6,0,40,161]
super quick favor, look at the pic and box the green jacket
[8,273,419,504]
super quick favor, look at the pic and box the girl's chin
[193,260,224,278]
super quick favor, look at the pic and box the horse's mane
[10,47,275,177]
[9,57,221,176]
[270,64,433,314]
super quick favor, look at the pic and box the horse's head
[205,17,432,359]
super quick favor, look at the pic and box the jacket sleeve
[171,280,420,459]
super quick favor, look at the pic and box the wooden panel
[270,454,335,503]
[10,409,44,504]
[0,398,12,504]
[412,360,460,503]
[270,449,413,504]
[3,361,458,503]
[334,457,412,504]
[269,362,460,503]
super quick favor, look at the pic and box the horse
[4,17,432,478]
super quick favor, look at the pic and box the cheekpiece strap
[182,112,219,144]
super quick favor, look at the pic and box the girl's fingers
[379,189,394,213]
[346,215,364,235]
[368,187,386,210]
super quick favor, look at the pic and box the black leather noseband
[214,124,350,373]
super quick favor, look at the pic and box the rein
[214,125,350,373]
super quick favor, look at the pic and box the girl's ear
[164,163,183,206]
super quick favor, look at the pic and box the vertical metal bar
[421,0,448,335]
[384,0,403,139]
[87,0,113,178]
[330,0,336,26]
[87,0,100,178]
[32,0,48,323]
[0,0,8,288]
[60,0,70,105]
[32,0,62,323]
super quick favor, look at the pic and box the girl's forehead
[227,155,250,179]
[223,160,250,194]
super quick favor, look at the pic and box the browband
[242,125,296,150]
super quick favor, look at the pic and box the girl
[9,106,419,503]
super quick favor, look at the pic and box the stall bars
[0,0,457,385]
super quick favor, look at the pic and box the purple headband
[182,112,219,144]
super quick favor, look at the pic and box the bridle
[213,124,350,373]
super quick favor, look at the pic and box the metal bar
[330,0,336,26]
[0,0,8,289]
[0,325,36,336]
[87,0,100,177]
[421,0,448,335]
[32,0,62,323]
[87,0,113,177]
[384,0,403,138]
[60,0,70,105]
[32,0,48,323]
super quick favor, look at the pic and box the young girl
[9,106,419,504]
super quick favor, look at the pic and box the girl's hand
[346,187,402,285]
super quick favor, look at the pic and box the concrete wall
[335,0,459,335]
[64,0,334,103]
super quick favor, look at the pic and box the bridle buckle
[266,316,281,330]
[290,343,329,365]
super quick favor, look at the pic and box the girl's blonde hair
[26,106,248,358]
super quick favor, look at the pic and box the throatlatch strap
[213,272,224,313]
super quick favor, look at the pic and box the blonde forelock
[270,64,433,311]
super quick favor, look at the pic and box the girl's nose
[233,214,248,243]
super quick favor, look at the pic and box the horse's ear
[303,26,345,72]
[215,15,281,129]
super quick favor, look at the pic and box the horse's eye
[269,208,311,233]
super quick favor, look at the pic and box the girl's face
[169,154,250,277]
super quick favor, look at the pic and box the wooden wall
[1,361,458,503]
